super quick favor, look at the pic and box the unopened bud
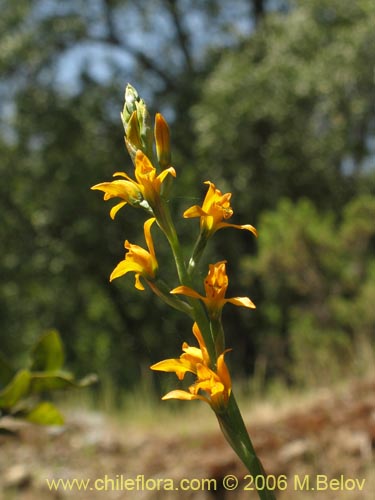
[121,84,153,160]
[154,113,171,169]
[125,111,143,161]
[121,83,140,126]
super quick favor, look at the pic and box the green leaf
[24,402,64,425]
[30,330,64,372]
[30,371,98,393]
[0,352,15,389]
[0,370,31,409]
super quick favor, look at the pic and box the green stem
[156,202,217,364]
[187,231,207,276]
[216,392,276,500]
[149,279,194,317]
[209,316,225,357]
[155,201,273,500]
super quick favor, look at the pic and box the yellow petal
[110,201,127,219]
[181,345,204,364]
[183,205,207,218]
[216,222,258,237]
[170,286,204,300]
[143,218,156,259]
[157,166,176,184]
[226,297,256,308]
[135,150,155,178]
[109,260,143,282]
[191,323,210,365]
[217,352,232,393]
[161,390,207,402]
[150,358,197,379]
[134,273,145,291]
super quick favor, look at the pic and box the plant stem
[156,202,217,363]
[216,392,276,500]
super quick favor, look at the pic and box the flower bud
[121,84,153,160]
[154,113,171,169]
[121,83,140,126]
[125,111,143,162]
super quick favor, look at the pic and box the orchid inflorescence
[92,84,274,500]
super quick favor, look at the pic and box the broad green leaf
[30,330,64,372]
[0,352,15,388]
[30,371,98,393]
[0,370,31,408]
[24,402,64,425]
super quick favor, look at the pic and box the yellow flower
[150,323,231,410]
[91,178,143,219]
[91,150,176,218]
[171,261,255,318]
[110,218,158,290]
[131,149,176,206]
[183,181,258,238]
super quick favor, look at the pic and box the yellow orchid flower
[150,323,231,410]
[171,261,255,319]
[183,181,258,238]
[91,150,176,218]
[131,149,176,206]
[91,178,143,220]
[110,218,158,290]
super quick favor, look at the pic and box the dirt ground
[1,376,374,500]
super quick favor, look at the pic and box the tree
[1,0,281,387]
[191,0,375,380]
[193,0,375,217]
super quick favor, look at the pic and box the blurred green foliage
[240,195,375,384]
[0,0,373,393]
[0,330,96,425]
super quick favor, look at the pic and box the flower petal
[216,222,258,237]
[143,218,156,258]
[217,351,232,393]
[109,259,143,282]
[170,286,204,300]
[150,357,197,379]
[110,201,127,220]
[181,344,204,364]
[191,323,210,365]
[161,390,208,402]
[226,297,256,308]
[183,205,208,218]
[134,273,145,291]
[157,166,176,184]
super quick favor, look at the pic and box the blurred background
[1,0,374,498]
[0,0,375,394]
[1,0,373,391]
